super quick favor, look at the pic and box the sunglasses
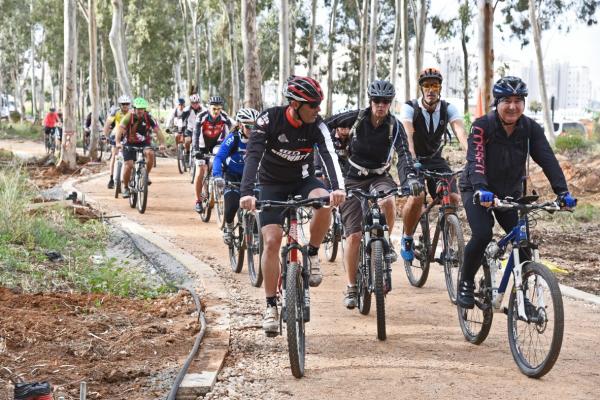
[243,124,255,130]
[120,103,130,107]
[421,83,441,90]
[306,101,321,109]
[211,106,223,111]
[371,98,392,105]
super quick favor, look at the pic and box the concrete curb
[62,176,231,398]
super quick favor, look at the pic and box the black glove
[194,150,204,160]
[407,173,424,197]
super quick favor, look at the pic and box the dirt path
[76,158,600,399]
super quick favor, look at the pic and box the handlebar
[490,198,561,213]
[255,195,330,211]
[419,169,463,179]
[347,186,408,200]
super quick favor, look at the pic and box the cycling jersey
[314,131,350,177]
[459,111,568,198]
[43,112,60,128]
[240,106,345,196]
[107,109,129,130]
[193,110,232,153]
[120,112,157,145]
[166,106,185,130]
[180,105,204,133]
[213,130,246,177]
[325,107,415,180]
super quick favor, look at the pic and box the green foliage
[463,111,473,134]
[529,100,542,114]
[551,203,600,224]
[0,122,41,141]
[554,133,590,152]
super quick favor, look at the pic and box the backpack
[125,112,152,143]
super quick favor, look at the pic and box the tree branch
[77,0,89,24]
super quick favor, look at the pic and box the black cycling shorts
[123,144,151,162]
[258,176,326,227]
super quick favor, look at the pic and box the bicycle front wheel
[200,176,212,222]
[372,240,386,341]
[246,213,263,287]
[357,243,371,315]
[457,263,493,345]
[136,167,148,214]
[507,262,564,378]
[114,160,122,198]
[216,189,225,229]
[442,214,465,304]
[323,213,339,262]
[405,215,431,287]
[229,220,244,273]
[177,144,185,174]
[286,262,306,378]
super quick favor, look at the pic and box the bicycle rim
[324,215,339,262]
[286,262,306,378]
[200,176,212,222]
[404,216,431,287]
[246,214,263,287]
[216,190,225,228]
[507,262,564,378]
[457,264,493,345]
[372,240,386,341]
[443,214,465,304]
[177,145,185,174]
[128,175,137,208]
[114,161,122,198]
[357,245,371,315]
[137,167,148,214]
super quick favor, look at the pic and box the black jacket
[460,111,568,198]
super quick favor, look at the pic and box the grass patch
[0,122,41,141]
[554,133,590,153]
[545,203,600,224]
[0,167,174,298]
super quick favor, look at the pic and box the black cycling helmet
[418,68,443,86]
[49,107,56,112]
[493,76,528,105]
[178,97,185,105]
[209,96,225,106]
[368,80,395,99]
[283,75,324,103]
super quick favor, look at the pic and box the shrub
[554,133,589,153]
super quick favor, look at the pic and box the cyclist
[314,124,351,185]
[239,76,346,335]
[399,67,468,262]
[192,95,232,213]
[325,80,423,309]
[43,107,62,150]
[83,111,105,150]
[213,107,260,244]
[103,95,131,189]
[457,76,577,309]
[115,97,166,199]
[180,94,204,158]
[166,97,187,152]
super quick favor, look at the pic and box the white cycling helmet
[236,108,260,124]
[189,94,200,103]
[117,95,131,104]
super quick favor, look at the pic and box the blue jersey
[213,130,247,177]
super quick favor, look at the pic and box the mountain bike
[44,129,55,155]
[404,169,464,304]
[349,187,406,341]
[256,195,329,378]
[114,149,124,198]
[322,206,342,262]
[176,133,187,174]
[457,195,566,378]
[124,145,150,214]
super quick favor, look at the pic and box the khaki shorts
[339,174,397,235]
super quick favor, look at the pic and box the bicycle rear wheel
[507,262,564,378]
[200,176,212,222]
[323,212,339,262]
[114,160,122,198]
[357,243,371,315]
[286,262,306,378]
[442,214,464,304]
[246,213,263,287]
[405,214,431,287]
[177,144,185,174]
[229,219,244,273]
[457,263,493,345]
[372,240,386,341]
[136,167,148,214]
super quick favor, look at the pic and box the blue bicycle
[457,195,566,378]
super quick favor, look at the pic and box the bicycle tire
[114,160,122,198]
[457,262,493,345]
[200,176,212,222]
[324,213,339,262]
[177,144,185,174]
[128,175,137,208]
[357,243,371,315]
[404,215,431,287]
[372,240,386,341]
[189,162,196,184]
[246,213,263,287]
[442,214,465,304]
[229,216,244,273]
[136,167,148,214]
[507,262,564,378]
[216,189,225,229]
[97,141,104,162]
[286,261,306,378]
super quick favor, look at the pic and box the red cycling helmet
[283,76,324,103]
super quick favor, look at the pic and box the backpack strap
[348,108,367,141]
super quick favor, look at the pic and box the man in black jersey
[240,76,346,335]
[325,80,423,310]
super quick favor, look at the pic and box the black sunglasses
[306,101,321,109]
[371,97,392,105]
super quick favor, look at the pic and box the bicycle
[197,149,220,223]
[124,145,151,214]
[322,206,342,262]
[404,169,465,304]
[457,195,566,378]
[256,195,329,378]
[114,149,124,198]
[44,128,55,155]
[348,187,406,341]
[175,133,188,174]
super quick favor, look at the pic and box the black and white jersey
[241,106,345,196]
[180,105,204,133]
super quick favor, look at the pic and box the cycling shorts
[123,144,152,162]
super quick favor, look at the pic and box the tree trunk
[325,0,339,117]
[109,0,132,97]
[205,21,213,95]
[401,0,410,101]
[368,0,378,82]
[88,0,100,158]
[179,0,192,95]
[308,0,317,76]
[224,0,239,112]
[358,0,368,107]
[187,0,201,94]
[289,0,296,76]
[413,0,427,98]
[278,0,290,105]
[59,0,78,170]
[30,0,37,122]
[478,0,494,113]
[241,0,263,109]
[39,58,45,115]
[390,0,401,102]
[174,62,183,99]
[529,0,555,144]
[460,3,470,114]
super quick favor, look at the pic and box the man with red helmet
[240,75,346,335]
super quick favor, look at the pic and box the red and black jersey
[241,106,345,196]
[192,110,232,153]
